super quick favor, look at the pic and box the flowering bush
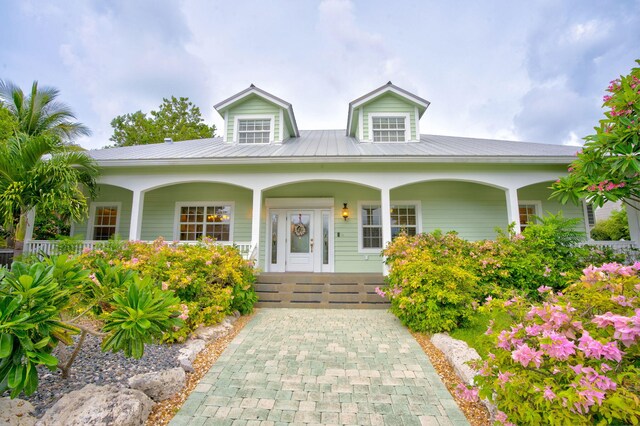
[382,232,480,332]
[77,238,256,342]
[467,262,640,425]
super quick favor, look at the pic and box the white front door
[286,211,314,272]
[267,207,333,273]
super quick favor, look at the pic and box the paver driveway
[170,309,468,426]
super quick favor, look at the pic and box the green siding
[140,183,253,242]
[392,182,508,240]
[518,182,586,233]
[225,95,282,142]
[361,93,417,141]
[72,185,132,240]
[262,182,384,273]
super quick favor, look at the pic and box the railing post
[129,190,145,241]
[505,187,521,233]
[24,208,36,243]
[381,186,392,276]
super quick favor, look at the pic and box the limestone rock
[193,324,228,341]
[127,368,186,402]
[431,333,481,385]
[0,397,36,426]
[36,384,153,426]
[178,339,206,372]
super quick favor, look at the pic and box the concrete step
[255,273,390,309]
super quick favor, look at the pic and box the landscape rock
[193,324,228,341]
[177,339,206,372]
[127,368,186,402]
[0,397,36,426]
[36,384,153,426]
[431,333,481,385]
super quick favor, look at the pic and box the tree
[0,80,91,142]
[109,96,215,147]
[552,60,640,212]
[0,105,17,142]
[0,134,98,253]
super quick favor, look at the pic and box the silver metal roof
[89,130,578,165]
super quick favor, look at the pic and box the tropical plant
[552,60,640,213]
[0,80,90,142]
[0,133,98,253]
[109,96,216,147]
[0,257,183,396]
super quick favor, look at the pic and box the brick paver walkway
[170,309,468,426]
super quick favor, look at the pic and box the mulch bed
[412,331,491,426]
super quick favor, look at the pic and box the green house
[25,83,603,279]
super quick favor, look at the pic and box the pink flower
[537,285,552,293]
[205,260,212,265]
[374,287,387,298]
[543,386,556,401]
[611,295,635,307]
[131,257,139,264]
[543,266,552,277]
[82,247,92,254]
[178,304,189,321]
[578,331,624,362]
[511,343,544,368]
[540,331,576,360]
[497,371,514,388]
[161,282,169,291]
[455,383,479,402]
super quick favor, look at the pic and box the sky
[1,0,638,150]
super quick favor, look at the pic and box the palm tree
[0,134,98,253]
[0,80,91,142]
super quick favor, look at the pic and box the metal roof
[89,130,578,166]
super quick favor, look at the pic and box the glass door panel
[290,213,311,254]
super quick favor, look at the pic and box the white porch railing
[577,240,638,250]
[23,240,255,260]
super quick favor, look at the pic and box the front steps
[255,273,389,309]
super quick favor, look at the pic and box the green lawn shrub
[77,237,257,342]
[467,263,640,425]
[590,208,630,241]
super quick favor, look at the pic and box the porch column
[505,187,521,233]
[627,200,640,246]
[381,187,392,275]
[129,190,145,241]
[24,208,36,242]
[251,188,262,251]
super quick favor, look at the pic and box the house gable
[214,85,299,144]
[347,82,430,142]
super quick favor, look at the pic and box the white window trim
[518,200,543,230]
[390,200,422,238]
[173,201,235,242]
[87,202,122,241]
[233,114,275,144]
[367,112,411,143]
[357,200,422,253]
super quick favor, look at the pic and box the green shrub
[469,263,640,425]
[383,233,479,333]
[78,238,257,341]
[590,208,630,241]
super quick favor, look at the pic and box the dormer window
[372,115,407,142]
[238,118,271,144]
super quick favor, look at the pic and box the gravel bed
[2,333,183,418]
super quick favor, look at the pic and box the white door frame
[264,198,335,273]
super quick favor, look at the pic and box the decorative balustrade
[23,240,255,260]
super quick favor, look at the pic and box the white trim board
[265,198,335,208]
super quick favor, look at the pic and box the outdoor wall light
[342,203,350,221]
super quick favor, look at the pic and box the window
[238,119,271,144]
[361,205,382,249]
[372,116,406,142]
[518,201,541,232]
[359,202,421,251]
[177,204,232,241]
[90,203,120,241]
[585,203,596,228]
[391,205,418,238]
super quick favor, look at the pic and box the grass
[450,310,513,358]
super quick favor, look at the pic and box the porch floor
[255,273,389,309]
